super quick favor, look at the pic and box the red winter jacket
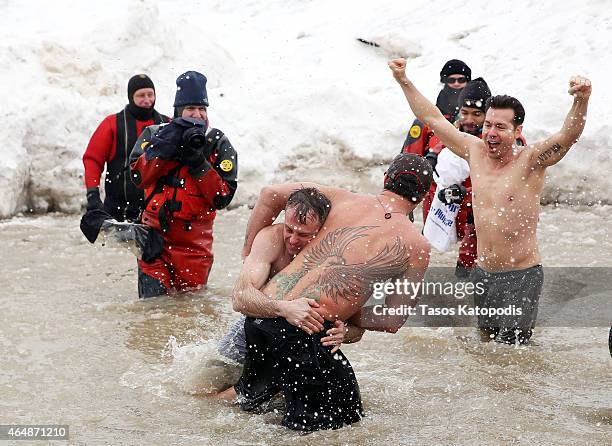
[83,112,166,189]
[401,119,441,156]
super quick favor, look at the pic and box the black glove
[86,188,103,211]
[147,118,208,161]
[147,122,184,160]
[424,150,438,170]
[180,124,213,168]
[181,146,208,167]
[438,184,467,205]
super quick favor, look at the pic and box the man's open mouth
[487,140,500,151]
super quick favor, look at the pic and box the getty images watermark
[368,267,612,327]
[370,278,524,317]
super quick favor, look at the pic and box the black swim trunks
[235,317,363,431]
[470,264,543,345]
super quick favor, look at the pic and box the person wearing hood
[129,71,238,298]
[401,60,471,222]
[83,75,170,222]
[401,59,471,156]
[436,59,472,119]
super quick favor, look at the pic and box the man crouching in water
[222,153,432,432]
[216,187,365,366]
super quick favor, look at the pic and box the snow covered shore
[0,0,609,218]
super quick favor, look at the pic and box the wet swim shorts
[217,315,248,364]
[470,264,543,345]
[235,317,363,431]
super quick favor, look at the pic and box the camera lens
[182,127,207,150]
[187,133,206,148]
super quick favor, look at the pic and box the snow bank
[0,0,609,217]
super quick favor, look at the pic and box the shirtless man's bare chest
[469,148,546,271]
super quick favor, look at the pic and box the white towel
[424,148,470,251]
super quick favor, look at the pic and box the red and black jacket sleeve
[129,125,180,189]
[188,130,238,210]
[401,119,434,155]
[83,115,115,189]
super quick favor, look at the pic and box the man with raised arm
[232,153,432,431]
[389,58,592,345]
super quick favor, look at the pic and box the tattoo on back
[272,226,410,303]
[537,143,563,162]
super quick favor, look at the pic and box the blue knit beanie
[173,71,209,107]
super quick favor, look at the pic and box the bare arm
[344,323,366,343]
[351,238,431,333]
[389,58,481,161]
[232,227,280,317]
[242,182,338,258]
[232,226,326,333]
[319,320,364,354]
[530,76,592,169]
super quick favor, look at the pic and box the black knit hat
[127,74,155,103]
[458,77,491,112]
[384,153,433,203]
[174,71,209,108]
[439,59,471,83]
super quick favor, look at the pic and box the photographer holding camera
[129,71,238,298]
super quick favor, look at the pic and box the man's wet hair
[286,187,331,225]
[384,153,433,203]
[485,95,525,128]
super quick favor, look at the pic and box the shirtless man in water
[217,187,363,365]
[389,58,592,344]
[227,153,432,431]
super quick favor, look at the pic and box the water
[0,206,610,445]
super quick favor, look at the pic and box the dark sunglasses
[445,76,467,84]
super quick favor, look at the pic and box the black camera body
[182,127,207,151]
[149,117,211,163]
[175,118,212,164]
[439,184,467,205]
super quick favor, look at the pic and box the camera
[439,184,467,204]
[444,187,461,203]
[182,127,207,151]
